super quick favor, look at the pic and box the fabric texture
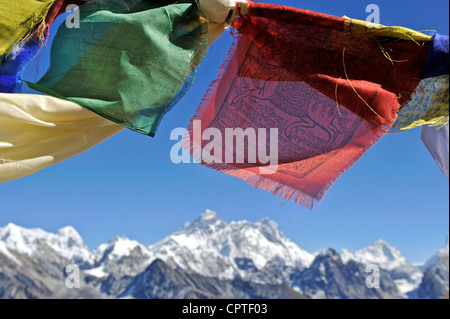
[421,124,449,180]
[343,17,433,42]
[391,34,449,132]
[28,0,88,41]
[0,0,231,184]
[390,75,449,132]
[185,1,431,208]
[201,0,236,23]
[0,1,87,94]
[0,0,56,56]
[422,34,449,79]
[27,0,210,136]
[0,39,41,93]
[0,93,124,183]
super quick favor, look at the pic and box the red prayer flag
[186,1,430,208]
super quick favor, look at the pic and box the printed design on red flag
[186,1,430,208]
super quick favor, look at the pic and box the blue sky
[0,0,448,263]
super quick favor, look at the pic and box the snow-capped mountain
[88,235,153,278]
[341,240,409,271]
[291,249,398,299]
[0,223,92,265]
[0,211,448,299]
[94,235,151,262]
[0,241,20,265]
[409,235,449,299]
[0,224,103,299]
[117,258,306,300]
[148,210,314,281]
[341,239,423,297]
[424,234,449,271]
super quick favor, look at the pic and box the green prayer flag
[28,0,209,136]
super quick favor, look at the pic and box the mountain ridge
[0,210,448,299]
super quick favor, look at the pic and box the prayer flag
[186,1,432,208]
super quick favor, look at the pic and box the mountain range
[0,210,448,299]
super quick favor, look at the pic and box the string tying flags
[1,0,448,195]
[184,1,432,209]
[0,0,57,57]
[28,0,88,43]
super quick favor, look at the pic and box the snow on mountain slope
[342,240,409,271]
[91,235,153,277]
[1,214,447,299]
[424,234,449,271]
[0,241,21,265]
[393,273,424,297]
[148,210,314,280]
[0,223,92,264]
[94,236,151,261]
[292,249,400,299]
[341,239,423,297]
[411,236,449,299]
